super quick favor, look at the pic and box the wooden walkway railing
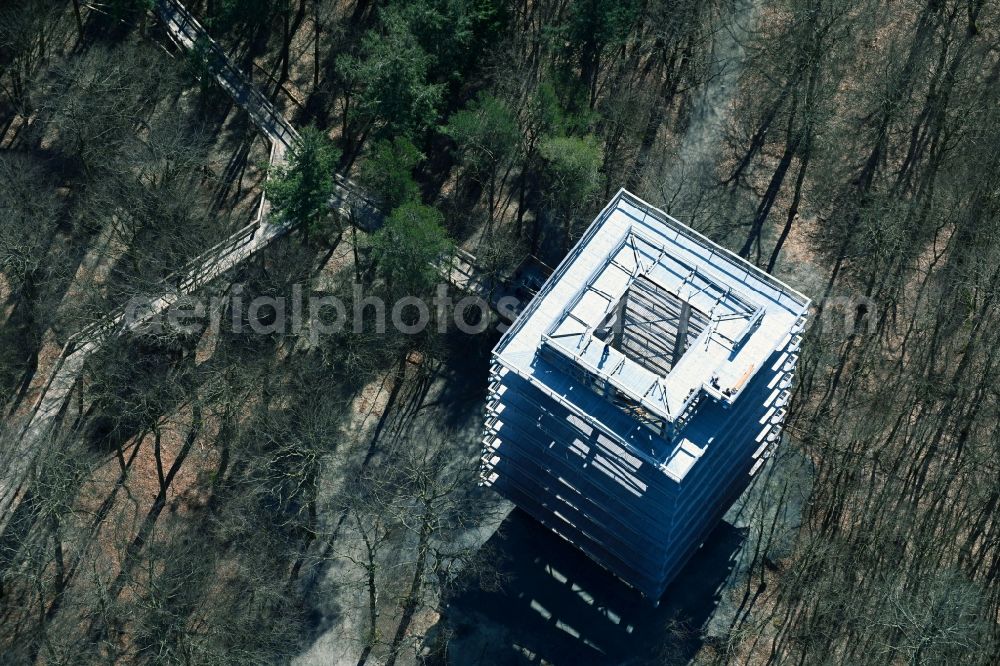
[1,0,366,530]
[155,0,380,225]
[1,0,485,532]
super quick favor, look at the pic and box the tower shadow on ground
[440,509,746,665]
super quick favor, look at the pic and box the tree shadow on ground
[439,509,746,665]
[430,327,499,430]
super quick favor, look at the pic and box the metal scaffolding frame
[481,190,811,598]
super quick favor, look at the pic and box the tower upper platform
[493,190,810,474]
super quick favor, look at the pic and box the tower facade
[480,190,809,599]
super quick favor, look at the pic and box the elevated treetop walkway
[1,0,385,529]
[2,0,489,531]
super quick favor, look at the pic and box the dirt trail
[684,2,755,169]
[651,0,759,224]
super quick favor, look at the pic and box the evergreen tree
[359,137,423,212]
[371,202,451,296]
[266,127,341,244]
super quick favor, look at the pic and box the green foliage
[528,0,642,109]
[538,134,603,216]
[564,0,641,67]
[359,137,423,211]
[337,9,445,140]
[371,202,451,295]
[266,127,341,243]
[528,81,568,139]
[394,0,510,89]
[519,80,595,152]
[444,93,521,221]
[205,0,274,34]
[534,132,603,248]
[444,93,520,179]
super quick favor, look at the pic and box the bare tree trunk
[766,143,809,272]
[71,0,84,39]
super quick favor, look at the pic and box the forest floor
[2,1,829,661]
[292,327,508,665]
[282,281,814,665]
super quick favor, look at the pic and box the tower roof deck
[542,227,767,420]
[494,190,810,470]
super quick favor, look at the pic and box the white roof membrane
[494,189,810,473]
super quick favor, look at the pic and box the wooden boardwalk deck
[1,0,372,530]
[1,0,492,533]
[0,0,504,534]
